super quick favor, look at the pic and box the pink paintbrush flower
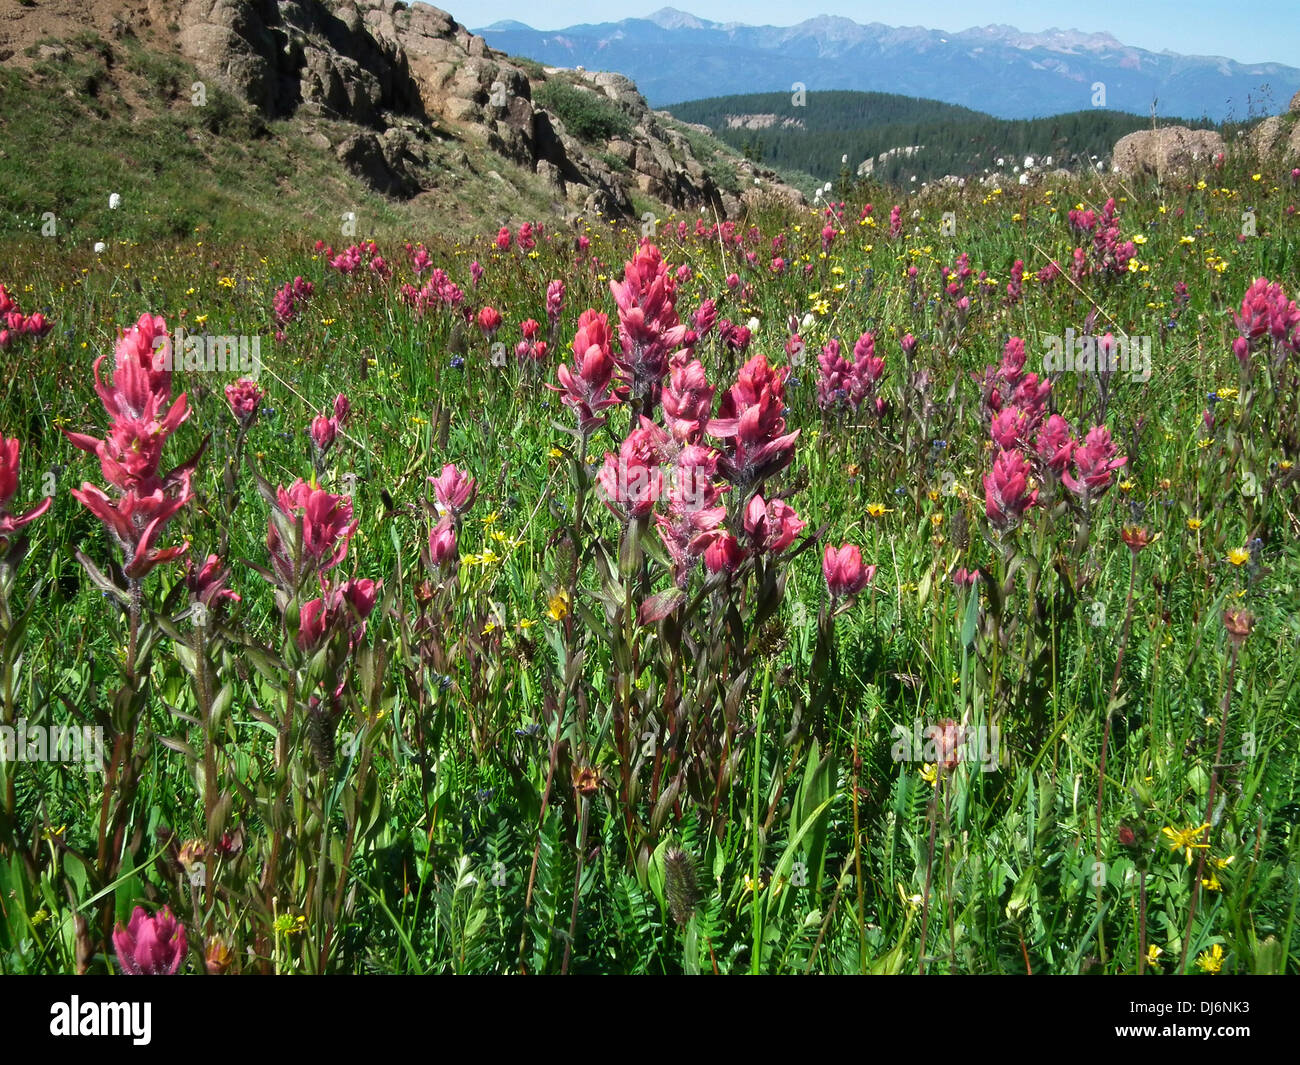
[224,378,263,426]
[1035,414,1074,475]
[113,905,187,975]
[596,419,667,520]
[743,493,806,554]
[184,553,241,608]
[0,433,52,542]
[477,305,503,340]
[991,406,1032,450]
[550,309,628,434]
[823,543,875,598]
[709,356,799,488]
[1061,425,1126,502]
[661,358,715,443]
[429,463,477,518]
[310,414,338,454]
[265,479,357,585]
[983,449,1038,530]
[546,279,565,323]
[704,533,745,574]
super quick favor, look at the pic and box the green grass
[0,41,641,247]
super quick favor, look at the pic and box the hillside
[666,91,1223,184]
[478,8,1300,121]
[0,0,801,245]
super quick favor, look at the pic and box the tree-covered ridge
[667,90,1222,184]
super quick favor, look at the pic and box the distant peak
[644,7,712,30]
[958,23,1129,51]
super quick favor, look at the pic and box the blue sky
[458,1,1299,66]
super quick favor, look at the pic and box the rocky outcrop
[334,125,428,197]
[723,114,805,131]
[1111,126,1225,176]
[856,145,925,179]
[170,0,801,217]
[1246,112,1300,162]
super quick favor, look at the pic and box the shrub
[533,79,633,144]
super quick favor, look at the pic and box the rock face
[723,114,805,131]
[1246,113,1300,161]
[857,145,925,178]
[1111,126,1225,175]
[172,0,800,216]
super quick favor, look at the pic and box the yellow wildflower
[1162,823,1211,865]
[547,589,570,621]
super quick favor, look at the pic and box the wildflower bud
[205,935,234,975]
[429,515,457,567]
[1222,606,1255,646]
[305,693,339,769]
[333,392,351,427]
[297,597,329,651]
[310,414,338,453]
[932,719,965,772]
[178,839,206,882]
[184,553,240,608]
[1232,336,1250,367]
[572,765,600,798]
[1121,525,1154,553]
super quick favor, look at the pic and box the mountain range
[476,7,1300,121]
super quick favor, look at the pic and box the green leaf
[960,585,979,649]
[647,836,671,913]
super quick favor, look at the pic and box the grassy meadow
[0,151,1298,975]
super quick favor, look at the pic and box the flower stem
[1095,550,1137,965]
[1180,640,1238,973]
